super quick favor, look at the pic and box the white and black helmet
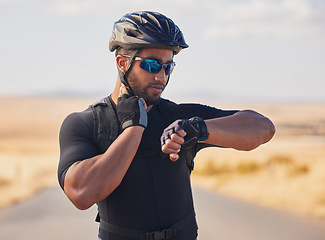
[109,11,188,55]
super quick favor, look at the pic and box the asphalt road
[0,187,325,240]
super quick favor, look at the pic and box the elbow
[236,117,276,151]
[235,138,267,151]
[64,183,117,210]
[64,186,96,210]
[262,116,276,144]
[247,110,276,148]
[72,197,94,211]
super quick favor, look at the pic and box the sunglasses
[123,55,176,75]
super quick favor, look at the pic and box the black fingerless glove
[160,119,183,146]
[116,94,147,130]
[160,117,209,149]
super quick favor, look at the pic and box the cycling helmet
[109,11,188,55]
[110,11,188,96]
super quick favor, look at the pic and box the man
[58,11,275,240]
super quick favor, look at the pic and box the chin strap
[118,50,138,96]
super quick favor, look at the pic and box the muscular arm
[61,86,148,210]
[162,109,275,159]
[64,126,144,210]
[204,110,275,150]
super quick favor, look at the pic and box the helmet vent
[130,14,142,24]
[176,36,183,43]
[154,33,167,42]
[125,28,142,38]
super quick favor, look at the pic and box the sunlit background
[1,0,324,102]
[1,1,325,239]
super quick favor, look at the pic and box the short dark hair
[115,47,133,57]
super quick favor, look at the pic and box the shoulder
[61,96,112,131]
[62,107,93,126]
[60,108,94,139]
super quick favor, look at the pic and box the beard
[126,71,165,106]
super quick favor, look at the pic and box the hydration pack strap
[100,210,195,240]
[90,96,120,154]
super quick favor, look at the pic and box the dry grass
[194,154,310,177]
[0,97,325,221]
[192,102,325,220]
[0,96,95,208]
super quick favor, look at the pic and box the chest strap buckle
[145,228,174,240]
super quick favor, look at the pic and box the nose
[154,68,168,84]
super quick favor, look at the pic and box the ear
[116,55,129,74]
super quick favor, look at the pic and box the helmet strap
[118,49,138,96]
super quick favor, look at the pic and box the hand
[160,120,186,161]
[116,92,148,130]
[161,130,186,161]
[160,117,209,160]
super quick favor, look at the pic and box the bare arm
[162,110,275,159]
[64,126,144,210]
[204,110,275,150]
[62,83,149,210]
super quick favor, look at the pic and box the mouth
[149,84,165,94]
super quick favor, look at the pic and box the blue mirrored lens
[139,58,175,75]
[140,59,162,74]
[165,65,172,75]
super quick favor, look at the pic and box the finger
[165,138,182,151]
[169,153,179,161]
[170,133,185,145]
[161,144,181,155]
[176,129,187,138]
[161,132,173,147]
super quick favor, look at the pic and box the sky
[1,0,324,103]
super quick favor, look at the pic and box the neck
[111,79,153,112]
[111,80,121,105]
